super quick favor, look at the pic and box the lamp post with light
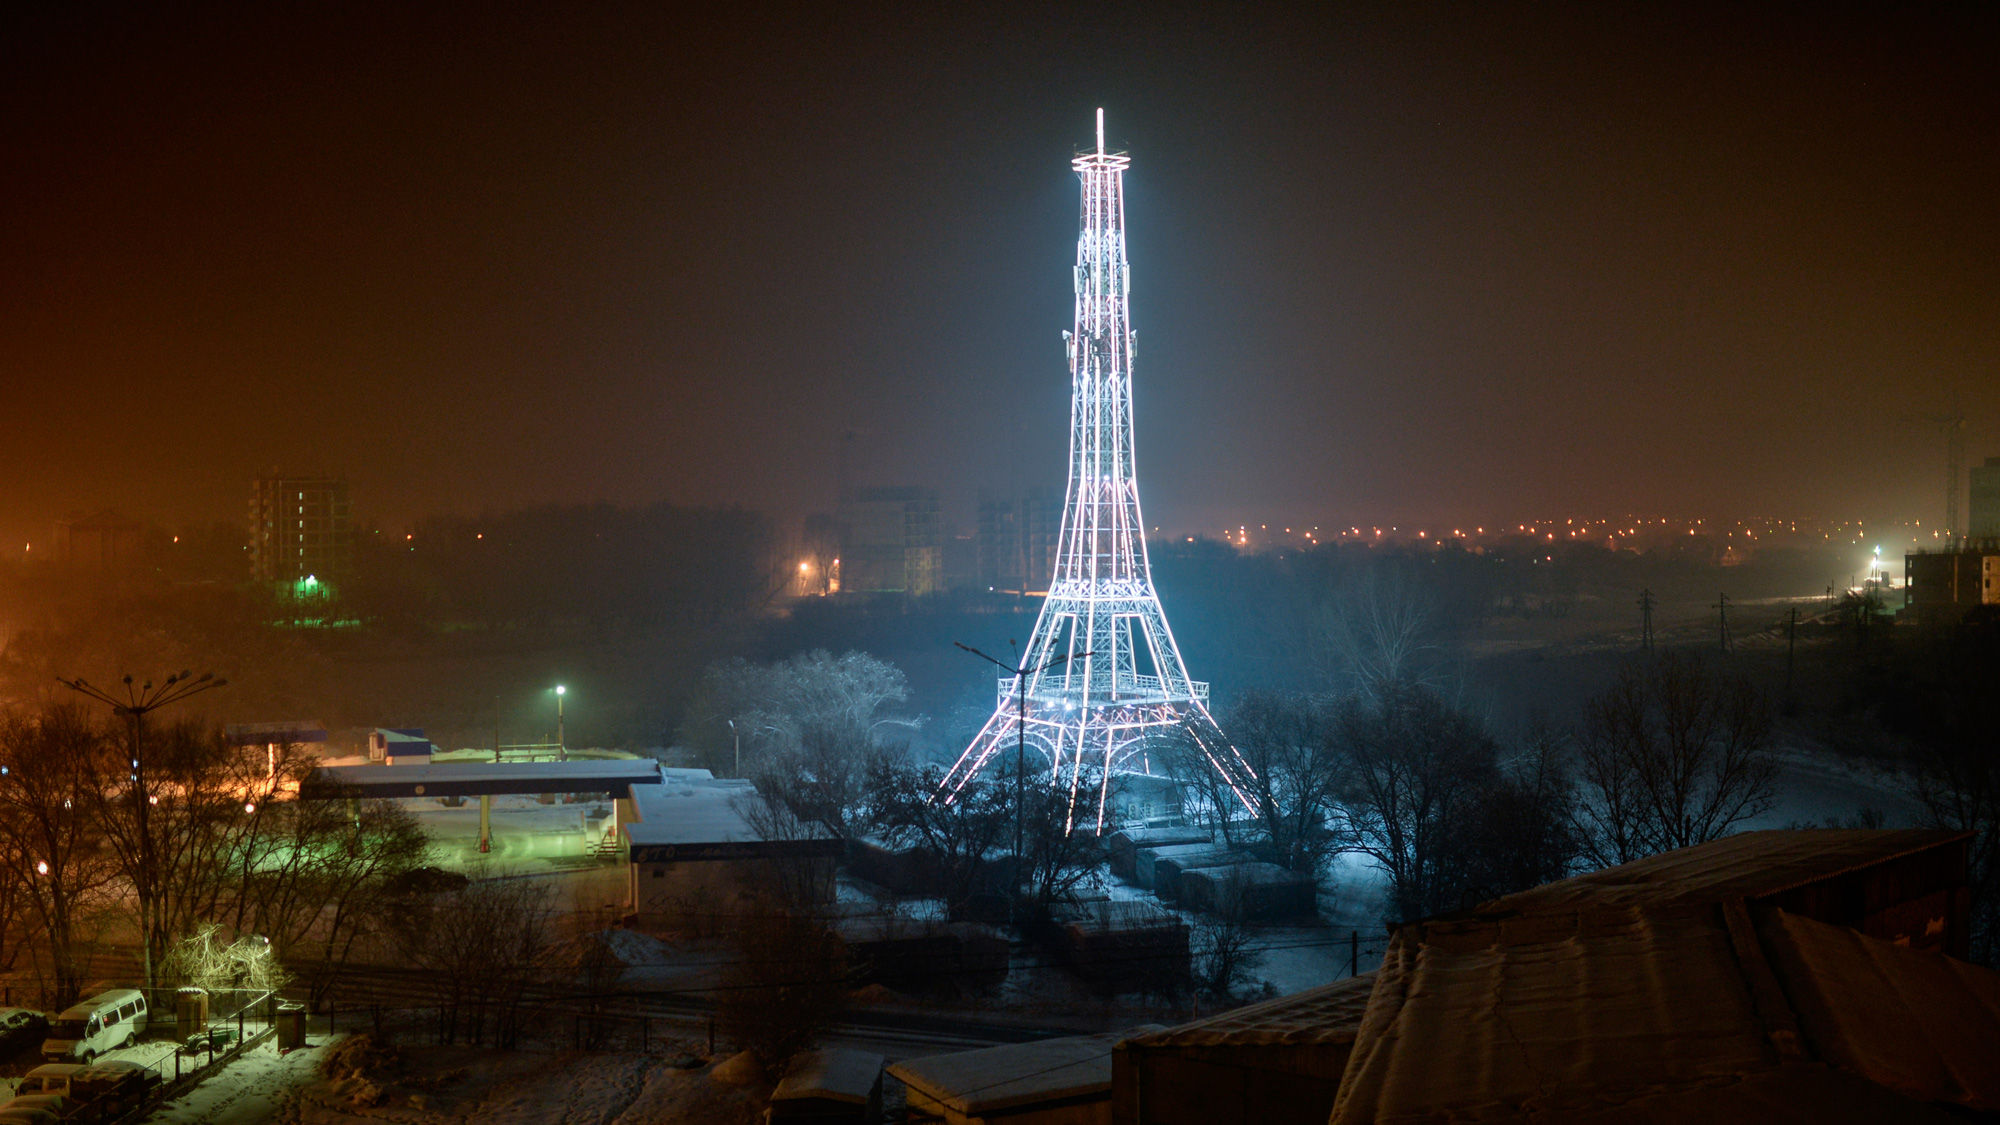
[554,685,567,760]
[55,670,226,989]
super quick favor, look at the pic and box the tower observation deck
[940,111,1257,832]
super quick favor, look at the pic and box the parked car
[0,1010,48,1056]
[0,1095,63,1118]
[75,1060,155,1097]
[40,990,147,1062]
[12,1065,81,1097]
[178,1026,238,1056]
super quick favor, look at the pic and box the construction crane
[1906,394,1966,541]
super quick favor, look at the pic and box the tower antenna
[1096,107,1104,154]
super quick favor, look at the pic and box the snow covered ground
[140,1034,764,1125]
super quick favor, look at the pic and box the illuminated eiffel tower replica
[941,112,1257,833]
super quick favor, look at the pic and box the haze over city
[6,3,1996,546]
[2,7,1999,1124]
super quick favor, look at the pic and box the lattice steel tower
[941,111,1256,832]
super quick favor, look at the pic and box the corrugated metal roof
[1122,972,1376,1049]
[1334,903,1782,1124]
[1331,897,2000,1124]
[1458,829,1969,918]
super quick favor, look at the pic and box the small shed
[890,1029,1158,1125]
[834,917,1009,992]
[1114,971,1376,1125]
[1149,850,1240,902]
[1055,901,1188,992]
[1105,828,1211,881]
[1133,843,1225,891]
[766,1047,884,1124]
[1181,863,1316,920]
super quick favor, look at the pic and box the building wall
[978,486,1062,595]
[1113,1043,1351,1125]
[628,854,835,927]
[1905,546,2000,616]
[836,486,942,595]
[249,475,353,587]
[1970,456,2000,541]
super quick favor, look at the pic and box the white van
[39,991,147,1062]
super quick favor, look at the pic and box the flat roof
[622,773,839,855]
[301,759,660,799]
[771,1047,884,1105]
[890,1030,1155,1116]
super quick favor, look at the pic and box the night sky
[5,3,1997,548]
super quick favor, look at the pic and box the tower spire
[940,114,1256,834]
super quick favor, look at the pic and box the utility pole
[56,671,226,991]
[953,640,1087,922]
[1638,588,1656,653]
[1715,592,1732,654]
[1785,606,1799,704]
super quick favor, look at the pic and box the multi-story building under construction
[249,473,353,597]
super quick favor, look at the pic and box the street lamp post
[55,670,226,990]
[726,718,740,778]
[954,642,1087,921]
[554,685,567,760]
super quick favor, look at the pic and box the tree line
[0,701,426,1008]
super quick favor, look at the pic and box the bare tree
[866,762,1011,921]
[681,650,915,775]
[1221,691,1350,877]
[1572,653,1777,867]
[1459,723,1582,901]
[731,790,840,914]
[1011,763,1109,909]
[0,706,121,1005]
[1340,682,1502,922]
[714,910,848,1072]
[1323,566,1448,702]
[222,792,427,1006]
[390,877,562,1047]
[1189,871,1264,999]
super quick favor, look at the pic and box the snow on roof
[1123,971,1376,1049]
[1459,829,1969,918]
[304,759,661,799]
[1334,902,1779,1124]
[770,1047,884,1105]
[889,1029,1157,1115]
[622,773,836,849]
[1331,896,2000,1124]
[1755,907,2000,1112]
